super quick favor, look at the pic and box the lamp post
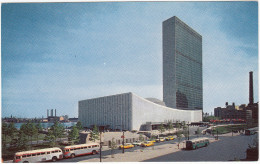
[187,122,190,140]
[99,131,103,162]
[122,131,125,153]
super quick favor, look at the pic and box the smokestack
[51,109,53,117]
[55,109,56,117]
[249,71,254,105]
[47,109,49,117]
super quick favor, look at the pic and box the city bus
[245,127,258,136]
[13,147,63,163]
[63,143,99,158]
[186,137,210,150]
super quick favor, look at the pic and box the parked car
[167,136,175,140]
[141,141,154,147]
[119,143,134,149]
[156,137,165,142]
[132,140,142,146]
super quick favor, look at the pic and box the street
[143,134,257,161]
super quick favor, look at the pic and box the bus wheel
[71,154,75,158]
[52,157,57,162]
[92,150,97,155]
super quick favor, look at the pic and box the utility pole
[187,122,190,140]
[122,131,125,153]
[99,131,102,162]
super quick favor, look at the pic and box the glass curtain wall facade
[163,16,202,110]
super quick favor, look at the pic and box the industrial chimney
[47,109,49,118]
[55,109,56,117]
[249,71,254,105]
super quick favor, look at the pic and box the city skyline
[2,2,258,118]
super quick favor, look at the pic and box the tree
[76,121,83,131]
[35,123,43,144]
[44,130,56,147]
[183,124,188,140]
[51,121,65,143]
[2,122,8,150]
[7,122,17,140]
[158,123,165,136]
[139,134,145,142]
[196,127,201,137]
[167,121,174,134]
[68,125,79,144]
[110,138,117,158]
[90,125,99,142]
[16,131,29,150]
[26,122,37,148]
[176,121,183,149]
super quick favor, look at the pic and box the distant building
[163,16,203,110]
[214,71,258,124]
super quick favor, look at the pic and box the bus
[245,127,258,136]
[63,143,99,158]
[186,137,210,150]
[13,147,63,163]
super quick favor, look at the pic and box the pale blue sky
[2,2,258,118]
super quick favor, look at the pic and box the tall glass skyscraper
[163,16,202,110]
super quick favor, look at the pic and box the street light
[122,130,126,153]
[187,122,190,140]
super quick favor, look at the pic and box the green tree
[44,130,56,147]
[27,122,37,148]
[167,121,174,134]
[2,122,8,150]
[139,134,145,142]
[183,124,188,139]
[68,125,79,144]
[196,127,201,137]
[176,121,183,149]
[76,121,83,131]
[158,123,166,136]
[7,122,17,140]
[35,123,43,144]
[90,125,99,142]
[51,121,65,143]
[16,131,29,150]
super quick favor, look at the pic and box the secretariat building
[79,16,203,131]
[163,16,203,110]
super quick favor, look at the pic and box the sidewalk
[80,137,218,162]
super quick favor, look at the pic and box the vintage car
[119,143,134,149]
[141,141,154,147]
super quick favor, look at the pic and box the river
[13,122,77,129]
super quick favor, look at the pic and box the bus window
[66,149,69,152]
[22,155,26,158]
[81,147,84,149]
[41,152,45,155]
[37,153,41,156]
[27,154,32,157]
[47,152,50,154]
[16,156,21,159]
[32,154,36,156]
[88,146,91,148]
[59,150,62,152]
[55,150,59,153]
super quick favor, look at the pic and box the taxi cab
[119,143,134,149]
[141,141,154,147]
[167,136,175,140]
[156,137,165,142]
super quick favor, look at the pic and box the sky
[2,2,258,118]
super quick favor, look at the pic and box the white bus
[63,143,99,158]
[13,147,63,163]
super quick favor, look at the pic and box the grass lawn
[212,125,247,134]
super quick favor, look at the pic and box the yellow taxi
[119,143,134,149]
[156,137,165,142]
[141,141,154,147]
[168,136,175,140]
